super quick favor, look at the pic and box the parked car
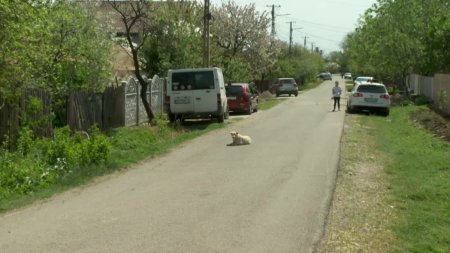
[272,78,298,97]
[347,82,390,116]
[343,73,352,79]
[226,83,258,114]
[166,67,229,123]
[318,72,332,80]
[353,76,373,86]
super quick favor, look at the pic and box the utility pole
[311,42,314,52]
[304,36,309,48]
[203,0,211,67]
[289,21,293,55]
[287,22,301,55]
[267,4,281,39]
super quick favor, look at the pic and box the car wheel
[289,94,291,97]
[276,93,280,97]
[381,109,389,117]
[346,102,353,113]
[295,93,298,97]
[246,104,253,115]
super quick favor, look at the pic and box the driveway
[0,78,345,253]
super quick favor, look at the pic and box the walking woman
[332,81,342,111]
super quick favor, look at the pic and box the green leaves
[344,0,449,79]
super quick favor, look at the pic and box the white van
[166,68,229,123]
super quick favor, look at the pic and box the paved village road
[0,77,346,253]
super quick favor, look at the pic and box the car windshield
[357,85,387,93]
[226,85,244,95]
[356,77,371,82]
[280,79,295,85]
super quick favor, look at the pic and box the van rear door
[170,72,195,113]
[192,70,217,113]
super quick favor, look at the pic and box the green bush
[0,125,111,200]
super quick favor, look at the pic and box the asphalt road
[0,78,346,253]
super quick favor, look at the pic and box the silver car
[347,83,390,116]
[273,78,298,97]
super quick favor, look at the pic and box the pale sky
[228,0,377,55]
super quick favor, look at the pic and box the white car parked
[347,82,390,116]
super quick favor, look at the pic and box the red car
[226,83,259,114]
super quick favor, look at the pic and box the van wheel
[217,113,225,123]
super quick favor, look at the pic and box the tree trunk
[138,78,155,124]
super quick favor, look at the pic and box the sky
[229,0,377,55]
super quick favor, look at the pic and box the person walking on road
[332,81,342,111]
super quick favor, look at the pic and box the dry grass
[317,117,396,252]
[317,105,450,252]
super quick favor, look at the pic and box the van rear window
[172,71,214,90]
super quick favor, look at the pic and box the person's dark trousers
[333,97,340,111]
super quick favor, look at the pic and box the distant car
[346,82,390,116]
[272,78,298,97]
[343,73,352,79]
[354,76,373,86]
[226,83,258,114]
[318,72,332,80]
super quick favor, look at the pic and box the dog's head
[230,131,238,138]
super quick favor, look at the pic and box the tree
[0,0,112,125]
[108,0,155,124]
[343,0,450,92]
[141,0,203,76]
[210,0,274,82]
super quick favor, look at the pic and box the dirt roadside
[316,107,449,252]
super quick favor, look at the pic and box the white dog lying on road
[228,131,251,146]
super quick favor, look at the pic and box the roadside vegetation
[319,105,450,252]
[334,0,449,88]
[0,97,282,212]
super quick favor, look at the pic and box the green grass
[356,105,450,252]
[107,119,227,169]
[0,118,227,212]
[258,98,283,110]
[304,78,324,90]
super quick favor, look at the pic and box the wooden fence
[408,73,450,115]
[0,89,52,145]
[1,76,166,143]
[67,75,166,131]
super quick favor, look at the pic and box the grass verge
[0,119,228,212]
[318,105,450,252]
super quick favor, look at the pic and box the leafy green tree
[270,43,324,84]
[1,0,112,127]
[343,0,449,92]
[210,0,274,82]
[141,0,203,75]
[108,0,155,124]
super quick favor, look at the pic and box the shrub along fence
[0,89,52,146]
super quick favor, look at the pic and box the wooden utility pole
[267,4,281,39]
[203,0,211,67]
